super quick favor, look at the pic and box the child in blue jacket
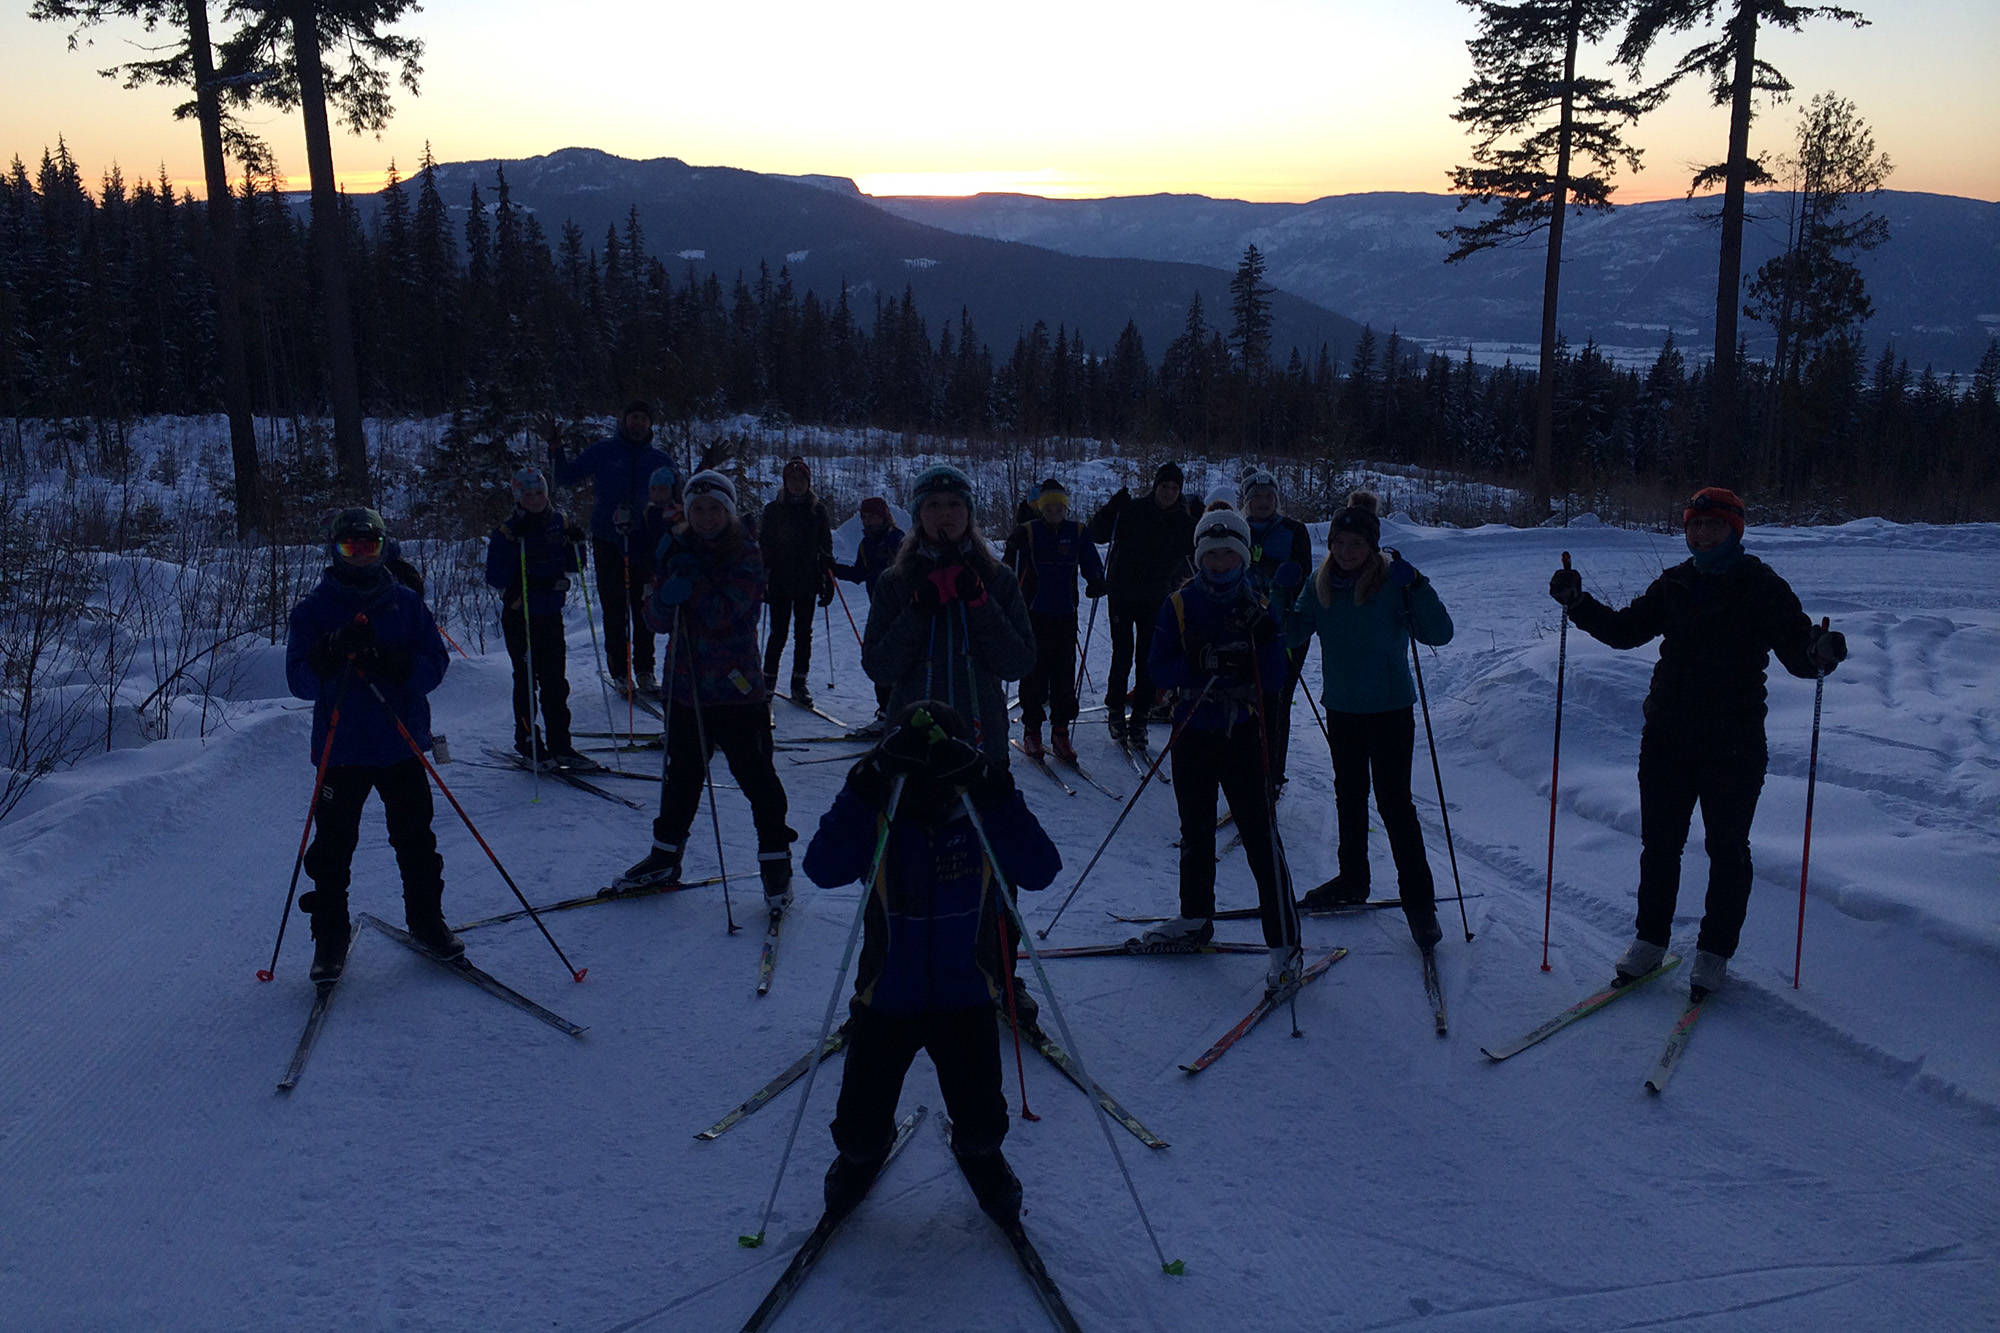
[285,507,455,980]
[804,701,1059,1225]
[484,467,588,765]
[1002,478,1107,762]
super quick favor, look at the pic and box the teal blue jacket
[1286,565,1453,715]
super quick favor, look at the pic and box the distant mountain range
[867,187,2000,374]
[387,148,1367,366]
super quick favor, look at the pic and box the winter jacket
[760,491,834,600]
[863,543,1038,762]
[1286,561,1453,715]
[286,564,450,766]
[1246,513,1312,635]
[1002,518,1107,617]
[644,522,768,709]
[803,779,1059,1013]
[1085,491,1199,606]
[1148,575,1292,735]
[483,506,583,620]
[551,431,677,546]
[835,522,906,596]
[1564,552,1820,726]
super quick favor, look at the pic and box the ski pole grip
[1561,551,1571,570]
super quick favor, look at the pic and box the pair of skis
[736,1107,1082,1333]
[277,914,586,1092]
[1109,892,1484,924]
[1178,947,1350,1074]
[452,875,725,933]
[477,746,646,810]
[1480,955,1704,1092]
[1010,738,1123,800]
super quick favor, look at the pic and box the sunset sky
[5,0,1994,205]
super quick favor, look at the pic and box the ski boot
[823,1150,885,1221]
[759,850,794,914]
[1048,726,1076,764]
[1689,949,1728,1000]
[1105,710,1128,742]
[608,840,682,896]
[1298,874,1370,911]
[790,677,814,709]
[405,907,465,961]
[954,1148,1023,1225]
[1614,937,1668,984]
[300,889,351,982]
[1019,724,1044,760]
[1264,944,1303,996]
[1139,915,1214,946]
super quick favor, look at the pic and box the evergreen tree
[1227,243,1274,378]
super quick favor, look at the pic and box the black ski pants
[832,1002,1008,1162]
[1170,723,1297,947]
[303,758,444,919]
[1326,708,1437,925]
[592,538,655,682]
[764,595,816,686]
[1635,722,1765,959]
[652,699,793,855]
[502,606,571,749]
[1105,595,1163,721]
[1018,611,1080,728]
[1269,643,1308,788]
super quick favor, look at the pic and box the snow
[3,510,1997,1330]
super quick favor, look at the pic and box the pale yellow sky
[5,0,1995,204]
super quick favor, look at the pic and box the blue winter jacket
[836,523,905,595]
[1002,518,1107,617]
[1285,558,1453,714]
[483,506,583,620]
[1148,574,1291,735]
[804,778,1060,1013]
[551,431,678,546]
[286,565,450,767]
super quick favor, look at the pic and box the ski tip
[255,969,274,982]
[571,968,588,983]
[737,1232,766,1249]
[1162,1259,1187,1276]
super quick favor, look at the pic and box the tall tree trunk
[1708,1,1760,480]
[1534,2,1586,514]
[289,0,371,504]
[185,0,264,540]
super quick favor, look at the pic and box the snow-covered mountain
[871,188,2000,373]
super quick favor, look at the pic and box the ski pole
[685,634,739,936]
[993,908,1040,1122]
[1395,561,1470,945]
[356,663,586,982]
[742,775,908,1249]
[962,793,1182,1275]
[1542,552,1570,973]
[1794,616,1829,989]
[1075,595,1099,699]
[519,542,543,801]
[575,536,623,772]
[824,594,836,692]
[435,624,472,660]
[257,659,353,981]
[833,577,865,651]
[1038,677,1215,939]
[1248,645,1305,1036]
[622,546,638,739]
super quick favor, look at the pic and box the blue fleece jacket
[483,506,583,619]
[286,565,450,766]
[551,431,677,546]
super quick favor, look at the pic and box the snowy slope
[3,517,1996,1331]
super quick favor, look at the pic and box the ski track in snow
[2,518,1997,1330]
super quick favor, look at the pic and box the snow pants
[1635,721,1766,959]
[1017,611,1080,728]
[303,758,444,918]
[1326,707,1438,942]
[1170,723,1297,947]
[652,700,793,856]
[502,606,571,749]
[592,538,655,682]
[1105,595,1163,722]
[832,1002,1007,1161]
[764,595,816,686]
[1268,643,1308,788]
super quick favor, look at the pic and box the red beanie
[1683,487,1746,538]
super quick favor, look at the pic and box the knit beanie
[1033,478,1070,513]
[783,456,811,488]
[511,465,548,501]
[1328,490,1382,549]
[683,469,738,517]
[1153,462,1184,490]
[649,465,679,491]
[1683,486,1746,539]
[1193,508,1253,569]
[859,496,892,525]
[909,463,974,509]
[1241,468,1279,504]
[624,399,653,420]
[1204,481,1238,512]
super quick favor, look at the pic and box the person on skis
[862,465,1036,764]
[1285,491,1451,955]
[1548,485,1847,999]
[483,466,589,768]
[1085,463,1199,747]
[834,496,906,733]
[612,471,796,912]
[1001,478,1107,763]
[760,456,836,710]
[635,466,682,582]
[1239,468,1312,793]
[802,701,1060,1225]
[1145,509,1302,991]
[551,400,676,697]
[285,507,456,980]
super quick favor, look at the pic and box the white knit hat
[683,469,738,517]
[1193,508,1252,567]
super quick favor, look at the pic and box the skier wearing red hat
[1548,485,1847,998]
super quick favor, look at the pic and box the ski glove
[1083,579,1107,600]
[916,567,961,613]
[951,750,1015,809]
[817,570,836,608]
[654,576,694,608]
[847,753,896,810]
[1197,641,1254,679]
[308,633,346,678]
[1388,555,1419,588]
[372,647,415,685]
[612,503,633,534]
[1548,568,1583,608]
[953,566,988,608]
[1807,625,1847,670]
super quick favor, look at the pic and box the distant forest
[4,145,1997,522]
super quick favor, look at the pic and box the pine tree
[1227,243,1275,379]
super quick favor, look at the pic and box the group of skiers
[282,403,1847,1232]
